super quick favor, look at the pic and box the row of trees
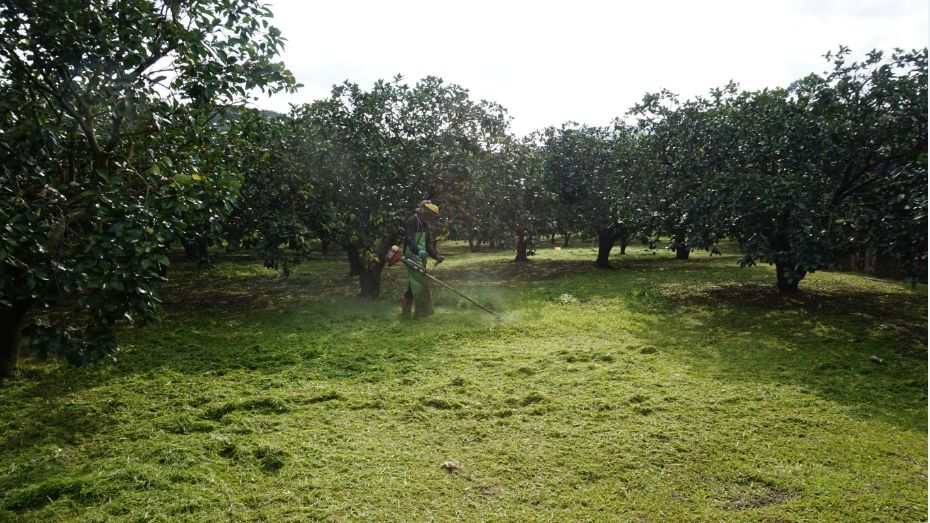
[1,1,926,377]
[629,47,927,291]
[219,76,511,296]
[229,46,926,297]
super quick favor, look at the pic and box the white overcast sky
[254,0,928,136]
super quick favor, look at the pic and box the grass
[1,241,926,522]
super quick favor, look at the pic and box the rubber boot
[401,287,414,318]
[414,283,433,317]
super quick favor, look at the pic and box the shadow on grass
[434,253,741,283]
[4,251,925,460]
[629,280,927,432]
[0,298,474,472]
[158,261,363,312]
[4,253,485,398]
[662,281,925,345]
[429,255,928,433]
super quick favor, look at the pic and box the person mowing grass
[402,200,445,317]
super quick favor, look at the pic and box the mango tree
[629,89,734,260]
[719,47,927,291]
[540,123,647,268]
[220,108,332,273]
[303,77,508,297]
[475,136,549,262]
[0,0,296,378]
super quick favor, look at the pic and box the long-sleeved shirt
[404,214,439,259]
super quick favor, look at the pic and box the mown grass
[1,241,926,522]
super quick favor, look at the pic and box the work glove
[418,249,427,260]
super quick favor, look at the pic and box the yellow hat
[419,200,439,214]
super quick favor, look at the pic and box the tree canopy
[0,0,297,377]
[2,11,926,379]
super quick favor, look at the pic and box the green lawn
[1,242,926,522]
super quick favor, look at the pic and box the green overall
[405,230,433,316]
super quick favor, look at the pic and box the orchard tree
[629,89,733,260]
[443,112,512,253]
[541,123,646,268]
[445,153,502,252]
[811,47,928,284]
[222,108,329,273]
[715,86,822,291]
[304,76,508,297]
[0,0,297,378]
[719,47,927,292]
[476,136,549,262]
[605,121,656,256]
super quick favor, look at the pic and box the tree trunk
[183,238,198,260]
[346,244,361,277]
[320,238,330,256]
[468,238,478,253]
[771,221,802,292]
[1,299,33,380]
[349,240,391,298]
[775,261,805,293]
[672,233,690,260]
[358,264,383,298]
[595,229,616,269]
[562,233,571,248]
[514,233,529,262]
[549,233,556,244]
[618,229,629,255]
[184,236,208,261]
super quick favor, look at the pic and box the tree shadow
[662,281,925,343]
[0,293,479,477]
[438,255,927,433]
[628,280,927,432]
[4,250,924,470]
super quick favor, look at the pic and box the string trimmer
[385,245,498,316]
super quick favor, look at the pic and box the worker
[402,200,445,317]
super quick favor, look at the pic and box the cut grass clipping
[1,242,926,522]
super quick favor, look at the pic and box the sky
[254,0,928,136]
